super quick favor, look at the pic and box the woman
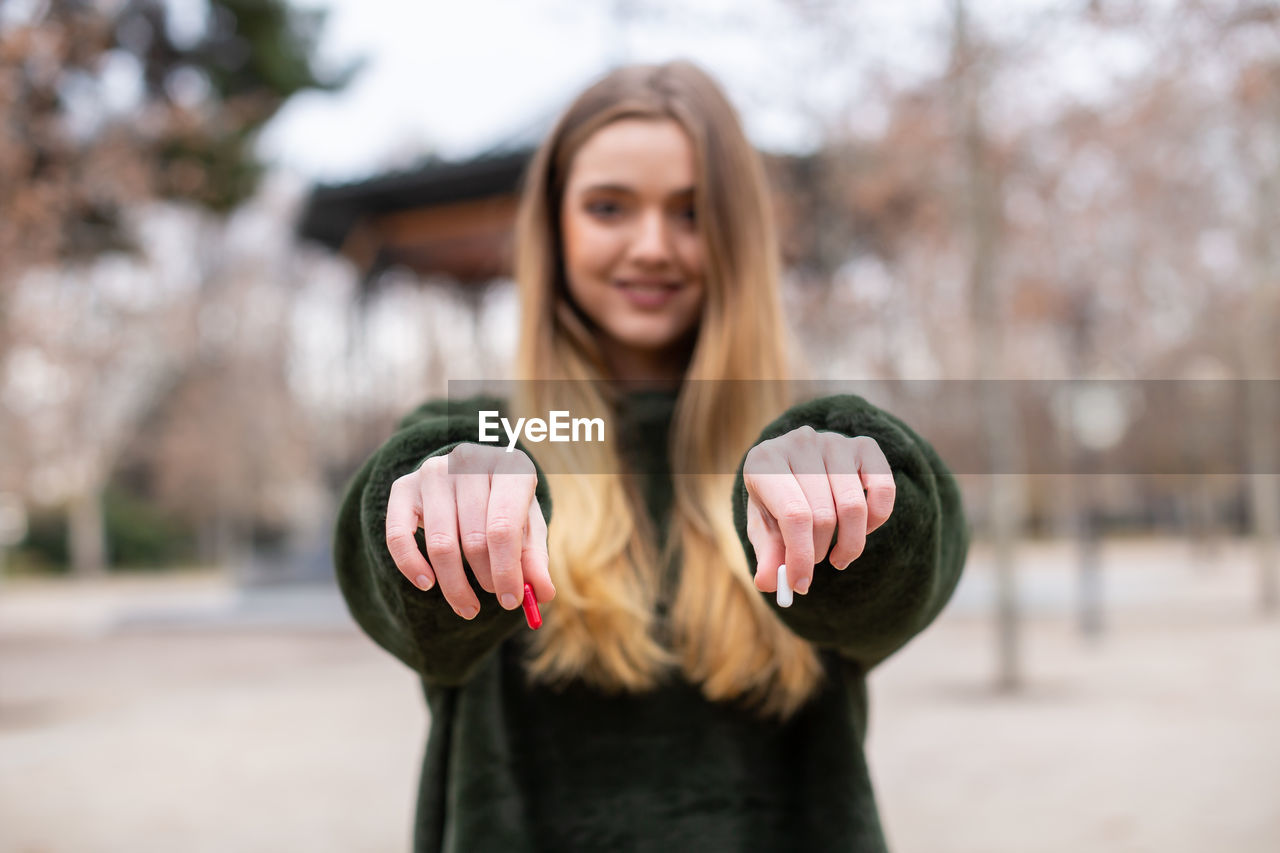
[334,60,968,853]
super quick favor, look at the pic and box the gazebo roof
[298,149,532,256]
[298,134,819,286]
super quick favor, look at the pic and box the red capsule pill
[522,582,542,630]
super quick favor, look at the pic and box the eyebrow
[579,183,695,198]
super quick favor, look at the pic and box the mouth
[613,278,684,308]
[614,279,683,292]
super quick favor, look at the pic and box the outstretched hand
[385,444,555,621]
[743,426,896,598]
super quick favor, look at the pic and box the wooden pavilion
[297,147,826,288]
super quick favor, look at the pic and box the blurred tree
[0,0,354,576]
[1057,0,1279,615]
[0,0,352,266]
[948,0,1026,691]
[1226,14,1280,617]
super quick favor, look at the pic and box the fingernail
[500,593,518,610]
[794,574,811,595]
[460,605,478,620]
[834,560,850,571]
[415,574,433,591]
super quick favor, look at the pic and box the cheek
[563,215,617,278]
[676,233,704,278]
[560,219,612,319]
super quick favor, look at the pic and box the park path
[1,538,1277,852]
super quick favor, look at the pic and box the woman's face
[560,117,705,378]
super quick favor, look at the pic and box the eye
[586,200,622,218]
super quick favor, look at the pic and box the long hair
[509,60,823,720]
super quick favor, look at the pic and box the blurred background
[1,0,1278,850]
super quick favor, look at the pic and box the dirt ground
[1,537,1277,852]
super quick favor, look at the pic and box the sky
[252,0,1162,187]
[1,0,1165,186]
[253,0,955,184]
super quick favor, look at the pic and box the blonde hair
[510,60,823,719]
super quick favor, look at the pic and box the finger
[386,476,434,591]
[420,469,479,620]
[855,437,897,535]
[745,450,814,595]
[787,429,838,571]
[454,456,494,594]
[522,499,555,602]
[747,495,785,593]
[824,436,869,570]
[487,452,538,611]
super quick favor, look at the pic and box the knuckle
[425,531,457,553]
[452,443,495,474]
[449,444,478,470]
[385,523,415,544]
[811,507,838,529]
[839,496,868,518]
[780,502,812,525]
[486,519,520,546]
[856,437,888,462]
[511,450,536,475]
[821,430,846,448]
[459,530,489,554]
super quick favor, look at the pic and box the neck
[599,338,693,391]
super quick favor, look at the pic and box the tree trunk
[1244,373,1278,615]
[1077,506,1103,637]
[68,486,107,578]
[952,0,1023,689]
[1240,84,1279,616]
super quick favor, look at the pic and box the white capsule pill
[776,563,793,608]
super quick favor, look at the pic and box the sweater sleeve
[332,395,554,686]
[731,393,969,673]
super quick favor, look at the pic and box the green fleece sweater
[333,389,969,853]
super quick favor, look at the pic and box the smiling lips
[616,279,682,290]
[615,279,682,308]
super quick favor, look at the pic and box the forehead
[566,118,697,195]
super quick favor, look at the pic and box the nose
[629,208,674,267]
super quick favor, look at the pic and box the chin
[607,322,697,353]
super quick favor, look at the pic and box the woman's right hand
[385,443,555,620]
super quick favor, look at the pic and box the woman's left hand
[743,426,896,597]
